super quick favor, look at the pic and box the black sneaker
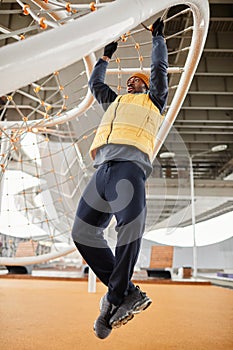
[109,286,152,329]
[93,294,117,339]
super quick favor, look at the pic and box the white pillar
[189,156,197,278]
[88,267,96,293]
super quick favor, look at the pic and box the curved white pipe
[0,246,76,266]
[40,54,96,128]
[10,0,96,128]
[0,2,94,265]
[0,0,209,96]
[107,67,184,74]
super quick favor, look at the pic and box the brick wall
[15,241,38,257]
[150,245,174,268]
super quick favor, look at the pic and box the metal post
[160,145,227,279]
[88,267,96,293]
[0,130,10,213]
[189,156,197,278]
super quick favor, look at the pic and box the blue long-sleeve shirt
[88,35,168,177]
[89,35,168,113]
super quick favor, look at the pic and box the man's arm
[149,19,168,114]
[88,42,118,111]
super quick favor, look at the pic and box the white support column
[88,267,97,293]
[189,156,197,278]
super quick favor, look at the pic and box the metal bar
[0,25,23,41]
[4,104,62,110]
[0,246,76,266]
[107,67,184,74]
[31,84,57,91]
[174,130,233,134]
[165,7,191,22]
[160,139,233,144]
[0,10,22,14]
[166,26,193,41]
[168,46,190,56]
[45,0,111,10]
[175,120,233,123]
[210,17,233,21]
[16,89,54,106]
[180,106,233,110]
[187,91,233,95]
[16,0,59,29]
[204,48,233,53]
[0,0,209,96]
[0,24,40,40]
[3,0,96,129]
[175,125,233,129]
[195,72,233,76]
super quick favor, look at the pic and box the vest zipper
[106,96,122,144]
[136,114,150,137]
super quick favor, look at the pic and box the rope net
[0,0,203,264]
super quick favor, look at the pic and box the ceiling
[0,0,232,234]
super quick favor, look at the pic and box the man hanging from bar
[72,18,168,339]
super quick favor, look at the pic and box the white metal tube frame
[0,0,90,265]
[0,0,209,121]
[0,246,77,266]
[0,0,209,265]
[189,155,197,278]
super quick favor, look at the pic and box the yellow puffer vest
[90,93,164,161]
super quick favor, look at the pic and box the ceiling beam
[175,120,233,123]
[204,48,233,53]
[179,106,233,110]
[195,72,233,76]
[175,125,233,129]
[188,91,233,95]
[147,178,233,199]
[209,0,233,4]
[210,17,233,21]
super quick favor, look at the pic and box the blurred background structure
[0,0,232,283]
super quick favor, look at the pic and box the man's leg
[103,161,147,303]
[71,164,119,339]
[102,161,152,327]
[71,165,115,286]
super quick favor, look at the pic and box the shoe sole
[111,312,134,328]
[93,320,112,339]
[110,297,152,329]
[133,296,152,314]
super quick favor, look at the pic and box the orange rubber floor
[0,279,233,350]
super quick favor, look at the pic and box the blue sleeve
[88,58,118,111]
[149,36,168,114]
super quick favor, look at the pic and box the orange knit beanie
[127,72,150,88]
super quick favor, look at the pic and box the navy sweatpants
[71,161,147,306]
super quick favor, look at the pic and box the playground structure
[0,0,209,266]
